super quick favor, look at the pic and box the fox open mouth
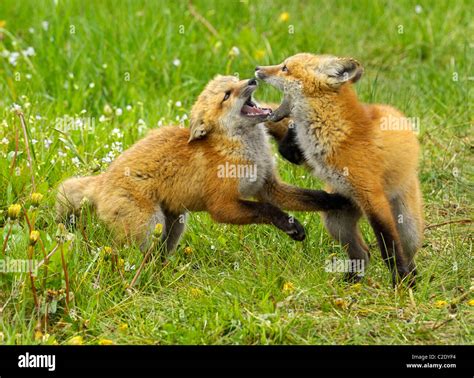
[240,97,272,118]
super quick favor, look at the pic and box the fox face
[188,75,272,142]
[255,53,363,97]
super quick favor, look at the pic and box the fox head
[188,75,272,142]
[255,53,363,97]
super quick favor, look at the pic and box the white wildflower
[8,52,20,66]
[99,115,107,123]
[172,58,181,67]
[41,21,49,31]
[102,151,115,164]
[71,157,80,167]
[103,104,113,115]
[111,141,123,153]
[111,128,123,138]
[22,47,35,57]
[126,105,132,111]
[229,46,240,57]
[11,103,22,112]
[415,5,423,14]
[1,137,9,144]
[175,101,182,107]
[44,139,52,149]
[138,119,147,134]
[89,82,95,88]
[115,108,123,116]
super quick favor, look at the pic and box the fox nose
[248,78,257,86]
[255,66,260,71]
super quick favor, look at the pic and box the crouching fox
[57,75,351,255]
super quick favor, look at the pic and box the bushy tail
[56,175,100,221]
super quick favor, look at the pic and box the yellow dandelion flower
[334,298,348,309]
[7,204,21,220]
[34,330,43,341]
[118,323,128,332]
[0,20,6,29]
[190,288,203,297]
[98,338,114,345]
[350,283,362,292]
[279,12,290,22]
[153,223,163,237]
[434,300,448,308]
[282,282,295,293]
[254,49,266,60]
[184,246,193,255]
[67,335,84,345]
[468,299,474,307]
[103,246,113,255]
[31,192,44,206]
[29,230,40,246]
[117,258,125,271]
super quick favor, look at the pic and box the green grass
[0,0,472,345]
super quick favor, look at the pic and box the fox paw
[285,218,306,241]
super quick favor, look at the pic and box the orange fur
[57,75,351,254]
[256,54,423,285]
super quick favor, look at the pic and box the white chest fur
[236,124,274,198]
[293,115,352,196]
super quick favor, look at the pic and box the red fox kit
[57,75,351,255]
[256,54,423,285]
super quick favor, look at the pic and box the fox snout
[255,65,280,80]
[255,66,266,80]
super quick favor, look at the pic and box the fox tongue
[242,104,271,116]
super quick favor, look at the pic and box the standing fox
[256,54,423,285]
[56,75,351,255]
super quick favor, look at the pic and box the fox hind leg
[322,205,369,282]
[390,180,424,276]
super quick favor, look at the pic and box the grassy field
[0,0,472,345]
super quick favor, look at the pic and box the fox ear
[188,115,207,143]
[324,58,363,87]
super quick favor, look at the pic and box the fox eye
[223,90,231,101]
[282,65,288,72]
